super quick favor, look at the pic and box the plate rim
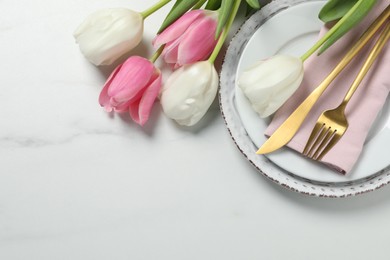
[219,0,390,197]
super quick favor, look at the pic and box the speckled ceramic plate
[219,0,390,197]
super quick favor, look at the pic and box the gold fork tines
[303,21,390,161]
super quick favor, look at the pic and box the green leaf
[192,0,208,10]
[245,0,260,9]
[205,0,222,10]
[319,0,358,23]
[318,0,377,54]
[158,0,199,33]
[215,0,234,37]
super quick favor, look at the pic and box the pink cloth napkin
[265,1,390,174]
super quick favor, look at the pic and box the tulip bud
[153,10,218,69]
[74,8,143,66]
[161,61,219,126]
[99,56,162,126]
[238,55,304,118]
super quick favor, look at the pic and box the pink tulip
[99,56,162,126]
[153,10,218,68]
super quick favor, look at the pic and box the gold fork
[303,21,390,161]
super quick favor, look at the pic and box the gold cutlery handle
[341,22,390,107]
[256,5,390,155]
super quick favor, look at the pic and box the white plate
[220,0,390,196]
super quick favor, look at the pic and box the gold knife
[256,5,390,155]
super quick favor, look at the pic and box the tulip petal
[74,8,144,65]
[177,18,217,66]
[153,10,203,47]
[238,55,304,117]
[113,85,148,112]
[108,56,154,103]
[99,64,123,112]
[163,40,180,64]
[129,72,162,125]
[260,70,303,117]
[161,61,218,126]
[112,99,132,112]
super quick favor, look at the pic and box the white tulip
[161,61,219,126]
[238,55,304,118]
[74,8,143,66]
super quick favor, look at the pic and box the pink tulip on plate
[153,10,218,68]
[99,56,162,126]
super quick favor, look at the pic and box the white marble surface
[2,0,390,259]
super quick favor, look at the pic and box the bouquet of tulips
[74,0,377,126]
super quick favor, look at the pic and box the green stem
[300,0,363,62]
[192,0,207,10]
[209,0,241,64]
[149,45,165,63]
[140,0,172,19]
